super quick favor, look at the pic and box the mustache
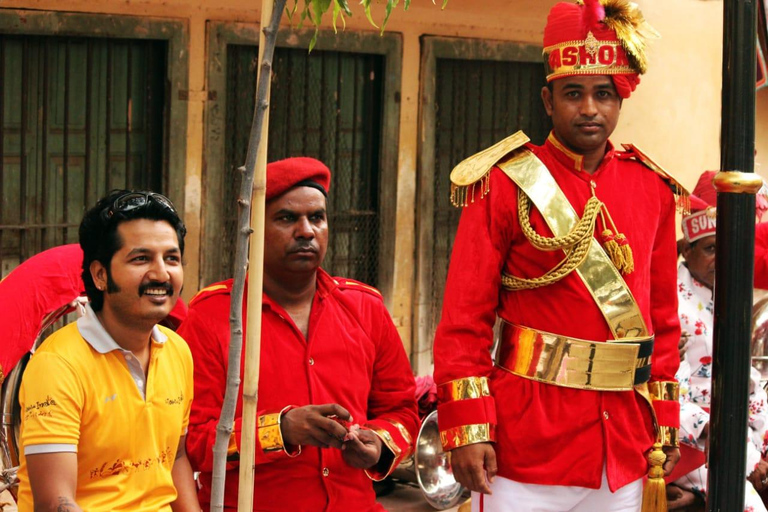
[288,242,318,253]
[138,281,174,296]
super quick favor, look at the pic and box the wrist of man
[362,426,398,481]
[273,405,301,457]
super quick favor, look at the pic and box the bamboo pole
[208,1,285,511]
[238,0,281,509]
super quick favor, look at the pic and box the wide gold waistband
[495,323,654,391]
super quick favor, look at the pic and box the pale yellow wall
[0,0,731,360]
[613,0,723,189]
[757,88,768,178]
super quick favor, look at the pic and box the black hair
[79,189,186,311]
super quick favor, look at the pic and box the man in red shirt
[433,1,681,510]
[177,157,418,511]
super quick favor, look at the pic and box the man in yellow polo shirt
[15,190,200,512]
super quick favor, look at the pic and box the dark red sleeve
[178,297,293,472]
[755,222,768,289]
[432,168,517,449]
[363,299,420,479]
[648,184,682,428]
[177,302,231,472]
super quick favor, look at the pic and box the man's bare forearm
[32,496,84,512]
[171,439,201,512]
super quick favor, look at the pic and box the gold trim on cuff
[388,420,414,448]
[363,425,403,482]
[438,376,490,402]
[440,423,496,451]
[648,381,679,402]
[658,425,679,448]
[257,405,301,457]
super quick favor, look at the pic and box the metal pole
[707,0,762,509]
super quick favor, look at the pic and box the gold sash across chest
[494,148,653,391]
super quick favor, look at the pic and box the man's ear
[680,240,693,261]
[90,260,107,291]
[541,85,554,116]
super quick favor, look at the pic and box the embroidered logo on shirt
[165,391,184,406]
[24,396,58,420]
[89,446,174,479]
[104,394,118,403]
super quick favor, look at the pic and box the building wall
[0,0,730,365]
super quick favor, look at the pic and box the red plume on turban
[543,0,657,99]
[581,0,605,35]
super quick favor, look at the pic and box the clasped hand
[281,403,382,469]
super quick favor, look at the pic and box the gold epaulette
[621,143,691,215]
[450,131,530,207]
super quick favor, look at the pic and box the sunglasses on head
[101,192,178,221]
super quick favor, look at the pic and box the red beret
[266,157,331,201]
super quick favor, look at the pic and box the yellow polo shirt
[15,304,193,511]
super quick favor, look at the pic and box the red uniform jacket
[178,269,418,511]
[434,133,681,491]
[755,221,768,289]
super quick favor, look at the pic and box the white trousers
[471,470,643,512]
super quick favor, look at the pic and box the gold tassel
[598,200,634,275]
[615,233,634,274]
[642,442,668,512]
[602,229,626,271]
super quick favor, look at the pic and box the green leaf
[313,0,333,21]
[285,0,300,20]
[360,0,379,29]
[309,0,332,51]
[309,28,319,51]
[442,0,448,8]
[404,0,410,10]
[337,0,353,16]
[332,0,341,33]
[380,0,400,33]
[297,0,312,28]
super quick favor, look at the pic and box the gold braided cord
[501,190,601,291]
[518,192,603,251]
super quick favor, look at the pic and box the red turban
[266,157,331,201]
[543,0,656,99]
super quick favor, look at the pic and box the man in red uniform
[433,1,681,510]
[177,157,418,511]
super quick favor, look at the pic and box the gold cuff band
[389,420,414,448]
[440,423,496,451]
[364,425,405,481]
[648,381,679,402]
[658,425,679,448]
[437,376,491,402]
[257,405,301,457]
[495,323,653,391]
[714,171,764,194]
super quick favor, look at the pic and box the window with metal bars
[0,35,168,277]
[214,44,384,288]
[427,57,552,345]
